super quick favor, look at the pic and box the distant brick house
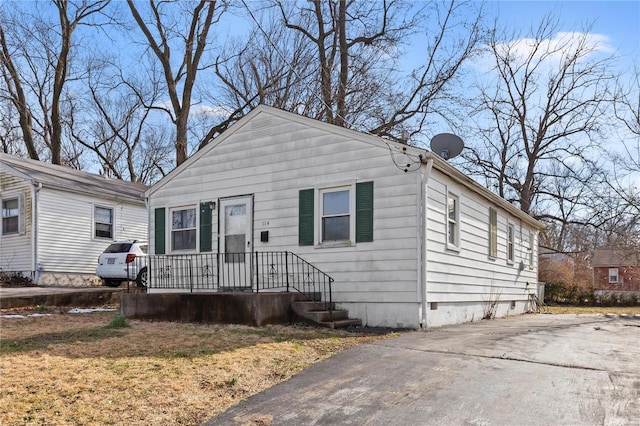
[592,248,640,293]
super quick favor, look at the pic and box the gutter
[418,156,434,328]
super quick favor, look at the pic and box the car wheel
[136,267,148,288]
[103,279,122,288]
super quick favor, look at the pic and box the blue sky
[490,0,639,61]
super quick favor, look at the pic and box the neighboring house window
[488,207,498,258]
[94,206,114,239]
[609,268,619,284]
[298,181,373,246]
[447,193,459,249]
[171,207,197,251]
[507,223,515,263]
[2,198,19,235]
[321,188,350,241]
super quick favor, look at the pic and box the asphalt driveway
[207,314,640,426]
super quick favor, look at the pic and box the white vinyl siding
[36,188,146,274]
[148,110,420,309]
[425,170,539,327]
[0,173,32,275]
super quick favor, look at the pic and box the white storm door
[219,196,253,289]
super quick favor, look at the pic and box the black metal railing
[132,251,333,310]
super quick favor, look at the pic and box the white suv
[96,241,148,287]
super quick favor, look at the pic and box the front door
[219,196,253,289]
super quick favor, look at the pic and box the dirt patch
[0,307,398,425]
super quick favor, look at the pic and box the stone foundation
[38,273,104,287]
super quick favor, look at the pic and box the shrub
[0,271,36,288]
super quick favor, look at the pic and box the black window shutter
[356,181,374,243]
[154,207,166,254]
[298,189,314,246]
[200,202,213,252]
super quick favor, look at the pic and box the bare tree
[463,15,619,216]
[68,59,173,183]
[207,12,318,142]
[0,0,111,165]
[126,0,225,166]
[611,65,640,216]
[0,23,39,159]
[210,0,483,144]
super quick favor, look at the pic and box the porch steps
[291,300,362,329]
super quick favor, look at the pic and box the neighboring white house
[146,105,544,328]
[0,154,148,286]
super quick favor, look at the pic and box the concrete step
[320,318,363,329]
[291,297,361,328]
[302,309,349,323]
[291,300,331,315]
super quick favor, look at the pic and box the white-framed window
[94,205,114,239]
[528,231,535,268]
[446,192,459,249]
[507,222,515,263]
[319,187,353,243]
[2,197,20,235]
[171,206,197,251]
[488,207,498,258]
[299,181,373,247]
[609,268,619,284]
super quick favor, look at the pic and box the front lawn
[0,308,394,425]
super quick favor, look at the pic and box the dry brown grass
[0,308,395,425]
[544,305,640,315]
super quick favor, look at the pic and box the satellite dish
[430,133,464,160]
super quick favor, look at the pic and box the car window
[104,243,132,253]
[139,245,148,254]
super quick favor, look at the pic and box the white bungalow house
[145,105,544,328]
[0,154,148,286]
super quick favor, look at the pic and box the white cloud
[473,31,614,73]
[189,104,233,119]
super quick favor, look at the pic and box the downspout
[31,181,42,283]
[419,156,434,328]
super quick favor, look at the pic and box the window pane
[323,216,350,241]
[2,199,19,218]
[172,229,196,250]
[507,225,514,260]
[172,208,196,230]
[95,207,112,224]
[323,191,349,215]
[448,197,456,220]
[95,206,113,238]
[95,223,112,238]
[225,234,246,263]
[448,222,456,245]
[2,216,18,234]
[227,205,246,216]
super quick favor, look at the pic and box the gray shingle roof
[592,247,639,267]
[1,154,148,204]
